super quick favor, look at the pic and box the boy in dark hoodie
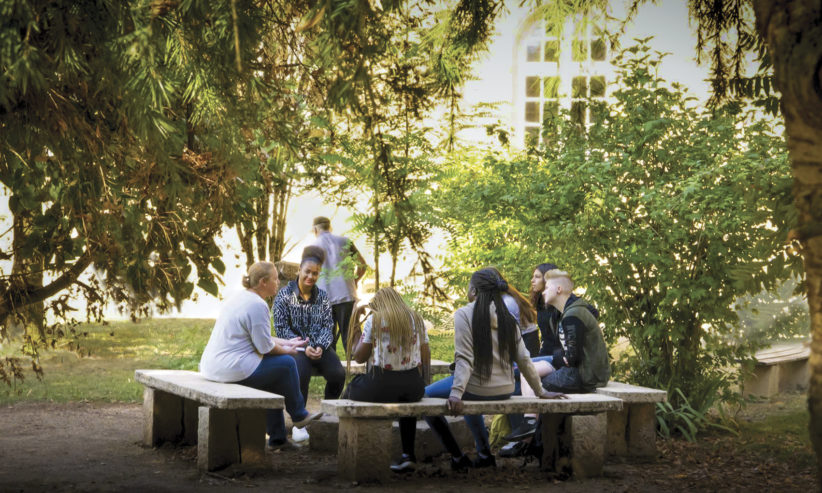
[535,269,609,393]
[502,269,609,446]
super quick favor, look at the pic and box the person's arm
[349,313,373,363]
[561,316,584,367]
[272,288,297,340]
[348,241,367,283]
[449,308,474,400]
[420,342,431,386]
[248,302,277,355]
[309,291,334,351]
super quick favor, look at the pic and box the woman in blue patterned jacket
[271,246,345,443]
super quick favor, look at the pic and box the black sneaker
[498,440,528,458]
[503,417,537,441]
[390,453,417,473]
[450,454,472,471]
[472,452,496,468]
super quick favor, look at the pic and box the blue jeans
[424,376,509,455]
[237,354,309,445]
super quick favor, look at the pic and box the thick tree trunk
[752,0,822,479]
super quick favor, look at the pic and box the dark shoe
[472,452,496,468]
[498,440,528,458]
[266,439,297,452]
[450,454,472,472]
[503,417,537,441]
[390,454,417,473]
[292,411,323,428]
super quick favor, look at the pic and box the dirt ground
[0,398,816,492]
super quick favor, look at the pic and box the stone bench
[594,382,667,458]
[134,369,283,472]
[321,394,622,482]
[743,342,810,397]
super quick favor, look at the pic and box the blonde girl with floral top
[342,287,431,473]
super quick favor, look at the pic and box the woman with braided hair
[342,287,431,473]
[423,268,566,471]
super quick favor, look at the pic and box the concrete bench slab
[135,369,284,472]
[595,382,666,458]
[743,342,810,398]
[321,395,621,482]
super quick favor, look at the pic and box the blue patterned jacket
[273,280,334,350]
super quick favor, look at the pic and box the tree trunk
[752,0,822,479]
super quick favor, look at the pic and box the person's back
[342,287,430,473]
[561,297,609,391]
[199,290,272,383]
[452,300,529,398]
[313,230,357,304]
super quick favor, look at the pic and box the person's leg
[237,354,310,444]
[291,352,314,405]
[317,348,346,399]
[334,301,354,351]
[398,370,425,458]
[424,375,454,398]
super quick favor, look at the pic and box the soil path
[0,400,815,492]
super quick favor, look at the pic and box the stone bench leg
[605,408,629,456]
[337,417,393,482]
[626,403,656,457]
[744,365,780,397]
[142,388,199,446]
[197,407,266,471]
[540,412,606,479]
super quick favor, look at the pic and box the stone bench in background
[595,382,667,458]
[742,341,810,398]
[321,394,622,482]
[134,369,283,472]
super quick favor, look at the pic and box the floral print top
[361,313,429,371]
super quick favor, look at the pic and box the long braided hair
[470,268,519,382]
[345,287,425,374]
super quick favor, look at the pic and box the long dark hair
[530,262,558,309]
[470,268,519,382]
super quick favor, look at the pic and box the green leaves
[437,40,800,413]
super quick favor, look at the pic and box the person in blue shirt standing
[311,216,367,351]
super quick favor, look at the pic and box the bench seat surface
[595,382,667,403]
[135,369,283,410]
[322,394,621,418]
[754,342,810,366]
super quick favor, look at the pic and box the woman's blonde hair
[242,262,276,289]
[345,287,425,374]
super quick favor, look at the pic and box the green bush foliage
[436,40,802,412]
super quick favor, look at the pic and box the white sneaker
[291,426,309,443]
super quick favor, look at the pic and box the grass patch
[0,318,213,404]
[1,318,456,404]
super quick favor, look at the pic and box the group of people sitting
[198,217,610,473]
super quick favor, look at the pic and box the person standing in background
[311,216,367,351]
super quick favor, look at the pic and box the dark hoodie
[538,294,599,357]
[551,295,610,390]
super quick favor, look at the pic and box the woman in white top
[342,287,431,473]
[199,262,322,448]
